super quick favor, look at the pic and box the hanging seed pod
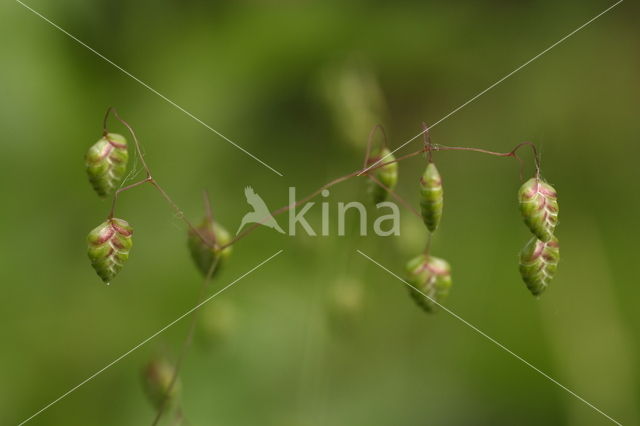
[87,218,133,284]
[367,147,398,204]
[141,358,180,411]
[187,218,232,277]
[405,254,452,313]
[419,162,443,232]
[519,236,560,296]
[518,177,558,242]
[85,133,129,198]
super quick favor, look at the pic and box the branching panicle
[81,109,559,424]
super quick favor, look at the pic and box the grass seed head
[420,162,444,232]
[519,236,559,296]
[85,133,129,198]
[87,218,133,284]
[405,254,452,313]
[518,177,558,242]
[367,147,398,204]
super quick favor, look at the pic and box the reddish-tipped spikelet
[87,218,133,283]
[420,162,443,232]
[366,147,398,204]
[405,254,452,313]
[518,177,558,242]
[85,133,129,197]
[519,236,560,296]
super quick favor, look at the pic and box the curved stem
[434,141,541,181]
[102,107,113,136]
[110,109,152,178]
[220,139,541,250]
[103,111,542,252]
[103,108,213,247]
[107,177,152,219]
[363,124,388,168]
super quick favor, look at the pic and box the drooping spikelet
[85,133,129,197]
[519,236,559,296]
[366,147,398,204]
[420,162,443,232]
[518,177,558,242]
[87,218,133,283]
[405,254,452,313]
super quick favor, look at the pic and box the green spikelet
[405,254,452,313]
[367,147,398,204]
[141,358,180,410]
[518,177,558,242]
[187,218,232,277]
[519,236,559,296]
[87,218,133,284]
[420,162,443,232]
[85,133,129,197]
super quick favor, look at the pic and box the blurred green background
[1,0,639,425]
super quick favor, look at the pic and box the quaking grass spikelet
[519,236,559,296]
[87,218,133,284]
[85,133,129,197]
[367,147,398,204]
[518,177,558,242]
[405,254,452,313]
[419,162,443,232]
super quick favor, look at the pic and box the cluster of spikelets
[365,145,452,313]
[85,133,132,284]
[85,130,236,410]
[85,132,233,286]
[412,161,451,313]
[367,146,560,314]
[85,124,558,308]
[518,178,560,296]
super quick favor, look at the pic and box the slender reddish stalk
[422,123,433,163]
[218,138,539,250]
[103,108,214,248]
[108,177,152,219]
[363,124,388,168]
[108,108,152,178]
[434,141,540,181]
[103,108,541,251]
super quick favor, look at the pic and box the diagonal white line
[356,249,622,426]
[359,0,623,175]
[17,250,284,425]
[15,0,284,177]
